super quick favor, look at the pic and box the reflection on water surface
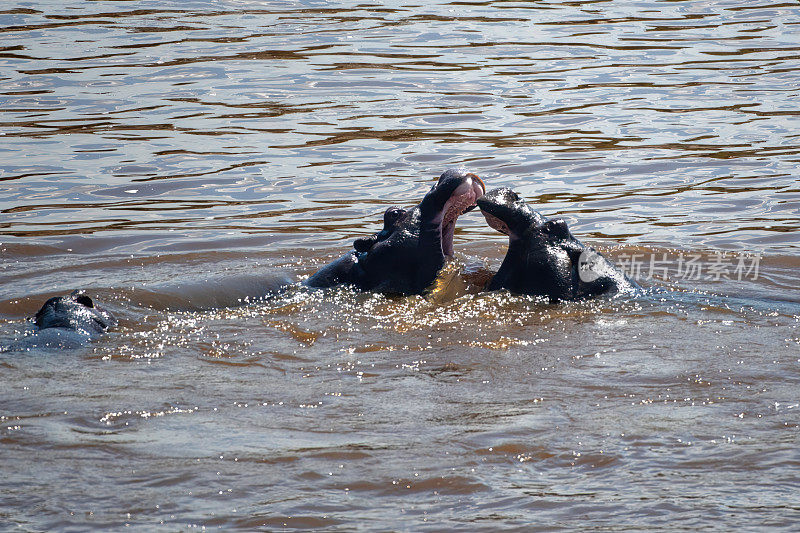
[1,0,799,530]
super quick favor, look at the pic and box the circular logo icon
[578,250,601,282]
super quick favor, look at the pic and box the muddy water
[1,0,799,530]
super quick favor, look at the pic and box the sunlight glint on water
[1,0,799,530]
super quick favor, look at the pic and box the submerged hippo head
[305,168,485,295]
[478,187,638,301]
[33,290,116,336]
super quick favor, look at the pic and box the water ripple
[2,1,800,529]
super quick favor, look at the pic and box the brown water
[1,0,799,530]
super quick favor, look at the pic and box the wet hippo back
[2,291,116,352]
[34,292,116,335]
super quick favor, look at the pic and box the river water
[1,0,799,530]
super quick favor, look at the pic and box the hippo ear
[74,295,94,308]
[543,219,572,240]
[353,235,378,253]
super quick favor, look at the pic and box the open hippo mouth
[476,187,544,242]
[437,173,485,256]
[481,211,512,237]
[304,167,487,295]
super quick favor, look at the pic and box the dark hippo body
[305,168,485,295]
[477,188,639,301]
[2,291,116,352]
[34,291,116,334]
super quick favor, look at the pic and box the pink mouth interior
[439,176,485,257]
[482,211,512,236]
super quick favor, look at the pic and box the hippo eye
[75,295,94,308]
[383,207,405,227]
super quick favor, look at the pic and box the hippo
[304,168,485,295]
[477,187,639,301]
[2,290,116,351]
